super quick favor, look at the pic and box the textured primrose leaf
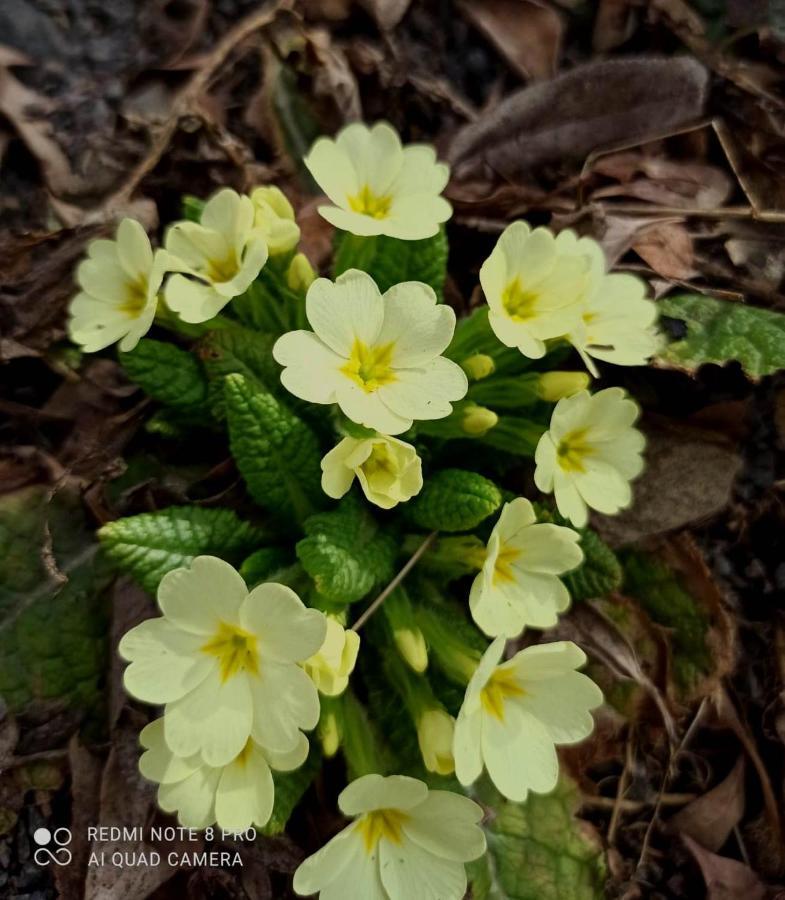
[407,469,502,532]
[333,227,448,299]
[658,292,785,378]
[98,505,265,595]
[224,373,324,524]
[296,494,397,604]
[120,338,209,414]
[468,777,606,900]
[199,326,280,415]
[0,486,110,727]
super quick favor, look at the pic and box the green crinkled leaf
[0,486,110,727]
[296,494,397,604]
[468,777,606,900]
[333,228,448,299]
[621,551,712,696]
[98,505,265,594]
[120,338,209,414]
[407,469,502,532]
[565,529,622,601]
[659,292,785,378]
[199,326,280,415]
[224,373,324,524]
[261,749,322,836]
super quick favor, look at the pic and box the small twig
[608,735,634,845]
[585,793,697,813]
[352,532,437,632]
[635,696,709,876]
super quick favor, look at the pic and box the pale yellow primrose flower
[139,718,308,832]
[469,498,583,639]
[118,556,326,767]
[68,219,166,353]
[417,707,456,776]
[249,185,301,255]
[534,388,645,528]
[557,230,661,376]
[304,617,360,697]
[163,188,268,323]
[321,434,423,509]
[304,121,452,240]
[479,221,589,359]
[454,638,602,803]
[293,774,486,900]
[273,269,468,435]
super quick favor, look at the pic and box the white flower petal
[306,270,384,355]
[250,662,319,753]
[157,556,248,635]
[403,791,486,862]
[215,746,274,833]
[517,671,602,744]
[379,836,467,900]
[158,766,221,829]
[119,618,212,704]
[376,282,455,366]
[165,672,252,766]
[377,356,467,422]
[240,583,326,662]
[338,774,428,816]
[139,719,202,785]
[273,331,345,404]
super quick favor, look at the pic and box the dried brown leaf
[594,414,743,546]
[683,834,767,900]
[593,0,637,52]
[671,757,745,852]
[460,0,564,80]
[632,221,696,280]
[448,57,709,181]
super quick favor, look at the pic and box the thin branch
[352,531,438,632]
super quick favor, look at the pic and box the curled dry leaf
[448,56,709,181]
[683,834,767,900]
[632,221,696,280]
[670,756,745,853]
[459,0,564,80]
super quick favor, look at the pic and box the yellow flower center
[493,544,520,584]
[357,808,409,854]
[205,250,240,283]
[556,428,593,473]
[341,339,397,392]
[119,277,149,317]
[363,443,398,479]
[502,277,540,322]
[348,184,392,219]
[481,667,526,721]
[201,622,260,682]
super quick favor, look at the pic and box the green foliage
[339,688,393,779]
[199,326,280,414]
[261,750,322,836]
[621,551,712,695]
[239,547,290,587]
[99,505,264,594]
[468,374,541,409]
[333,228,448,299]
[224,374,324,524]
[468,777,606,900]
[534,506,622,601]
[0,487,110,724]
[121,338,209,415]
[659,292,785,378]
[296,494,397,604]
[478,416,545,456]
[232,265,304,335]
[404,534,486,581]
[407,469,502,532]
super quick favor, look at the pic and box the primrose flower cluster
[74,121,662,900]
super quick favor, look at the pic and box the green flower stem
[154,303,235,339]
[416,602,483,686]
[382,647,436,722]
[340,689,390,777]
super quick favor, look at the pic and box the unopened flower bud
[394,626,428,673]
[461,353,495,381]
[417,708,456,775]
[461,403,498,436]
[286,252,316,292]
[537,370,590,402]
